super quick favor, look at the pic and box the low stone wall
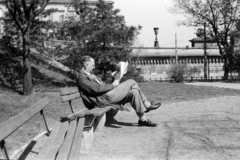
[131,58,238,81]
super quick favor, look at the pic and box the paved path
[79,95,240,160]
[185,82,240,90]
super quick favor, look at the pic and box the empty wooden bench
[0,97,86,160]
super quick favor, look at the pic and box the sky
[112,0,196,47]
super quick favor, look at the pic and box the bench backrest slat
[59,87,79,96]
[60,93,81,103]
[0,97,50,142]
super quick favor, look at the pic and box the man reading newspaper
[111,61,129,82]
[77,56,161,127]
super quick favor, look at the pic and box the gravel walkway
[78,95,240,160]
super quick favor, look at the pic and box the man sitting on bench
[77,56,161,127]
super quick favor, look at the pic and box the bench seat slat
[68,108,89,118]
[61,93,81,103]
[68,118,85,160]
[56,120,77,160]
[85,106,112,116]
[0,97,50,142]
[44,121,69,160]
[59,87,79,96]
[35,121,62,160]
[68,107,112,119]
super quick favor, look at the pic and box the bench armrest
[63,106,112,120]
[85,106,112,116]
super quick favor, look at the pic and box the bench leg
[94,113,106,132]
[80,115,95,154]
[80,127,94,154]
[80,113,107,154]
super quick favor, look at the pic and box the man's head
[81,56,95,73]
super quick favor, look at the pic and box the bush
[167,62,202,83]
[167,63,188,82]
[229,53,240,76]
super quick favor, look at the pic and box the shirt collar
[82,69,91,76]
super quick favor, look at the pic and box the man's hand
[112,80,120,87]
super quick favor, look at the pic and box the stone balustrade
[131,57,224,66]
[130,57,227,80]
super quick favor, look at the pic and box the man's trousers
[104,79,147,115]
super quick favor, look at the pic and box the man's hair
[80,55,93,68]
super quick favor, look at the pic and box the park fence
[145,75,240,82]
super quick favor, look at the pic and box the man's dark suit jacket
[76,70,114,109]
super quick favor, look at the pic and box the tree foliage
[5,0,49,95]
[229,53,240,76]
[0,37,22,92]
[229,21,240,76]
[56,0,142,81]
[170,0,240,79]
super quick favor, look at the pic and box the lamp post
[203,22,208,80]
[153,27,159,47]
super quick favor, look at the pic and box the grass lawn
[1,81,240,158]
[139,82,240,104]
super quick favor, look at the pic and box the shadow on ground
[17,141,37,160]
[105,117,137,128]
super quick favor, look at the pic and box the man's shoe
[145,102,161,113]
[138,119,158,127]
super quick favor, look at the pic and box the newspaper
[111,61,128,81]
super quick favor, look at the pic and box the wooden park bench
[0,97,87,160]
[59,86,117,153]
[0,87,123,160]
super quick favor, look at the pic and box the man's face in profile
[85,58,95,73]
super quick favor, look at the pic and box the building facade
[129,38,240,81]
[0,0,114,37]
[0,0,114,21]
[130,47,226,80]
[189,37,218,48]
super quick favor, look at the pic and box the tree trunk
[223,56,229,80]
[22,29,33,95]
[30,48,78,78]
